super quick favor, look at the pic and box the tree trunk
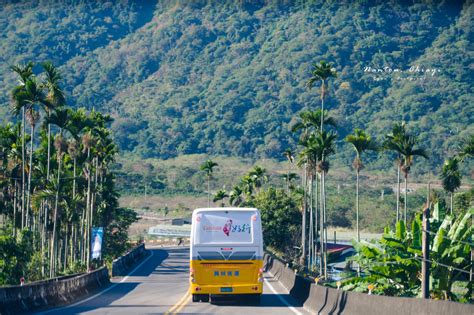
[86,148,91,269]
[356,169,360,242]
[80,202,86,263]
[300,164,307,266]
[71,224,76,264]
[308,176,313,270]
[63,223,68,272]
[207,176,211,207]
[312,173,317,270]
[320,80,325,132]
[404,174,408,226]
[13,180,17,237]
[39,201,45,277]
[450,192,453,215]
[50,153,62,278]
[26,123,35,228]
[421,205,430,299]
[319,172,324,277]
[396,164,400,222]
[89,158,98,263]
[321,172,328,278]
[21,107,25,229]
[73,158,76,198]
[47,123,51,179]
[314,171,319,272]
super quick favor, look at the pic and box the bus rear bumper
[190,283,263,295]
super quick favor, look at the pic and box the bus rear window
[195,211,256,244]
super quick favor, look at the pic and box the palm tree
[229,185,243,206]
[306,61,337,131]
[297,135,320,270]
[240,175,255,197]
[213,189,229,207]
[12,78,47,228]
[82,131,95,267]
[384,122,407,222]
[386,128,428,225]
[345,128,378,241]
[249,165,267,192]
[11,63,34,228]
[314,131,337,278]
[281,173,298,191]
[399,136,428,226]
[291,186,306,265]
[25,108,40,227]
[50,133,67,277]
[292,109,337,271]
[291,109,337,141]
[457,134,473,162]
[41,62,65,181]
[283,149,294,192]
[200,159,218,207]
[0,123,21,235]
[68,139,80,199]
[46,107,70,242]
[440,157,462,215]
[298,130,336,276]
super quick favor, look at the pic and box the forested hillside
[0,0,472,173]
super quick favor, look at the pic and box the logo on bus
[223,219,250,236]
[202,219,251,236]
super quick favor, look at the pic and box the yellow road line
[173,294,191,314]
[164,289,190,315]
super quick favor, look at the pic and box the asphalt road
[38,246,309,315]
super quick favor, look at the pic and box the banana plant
[344,203,472,301]
[430,207,473,301]
[344,218,422,296]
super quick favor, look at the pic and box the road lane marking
[264,276,303,315]
[37,250,155,314]
[164,289,190,314]
[172,293,191,314]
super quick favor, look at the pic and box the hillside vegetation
[0,0,472,174]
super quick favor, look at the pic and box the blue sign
[91,227,104,259]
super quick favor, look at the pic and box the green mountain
[0,0,472,173]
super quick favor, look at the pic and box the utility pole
[421,182,430,299]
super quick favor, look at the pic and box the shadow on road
[39,249,172,314]
[151,247,189,275]
[208,293,303,308]
[122,249,169,277]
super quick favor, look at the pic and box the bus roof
[193,207,258,213]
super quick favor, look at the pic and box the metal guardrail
[148,224,191,237]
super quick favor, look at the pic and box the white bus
[189,208,264,303]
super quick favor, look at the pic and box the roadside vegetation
[0,62,137,285]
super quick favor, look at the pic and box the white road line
[264,275,303,315]
[37,250,155,314]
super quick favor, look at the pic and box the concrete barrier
[264,253,474,315]
[112,243,148,277]
[0,244,148,314]
[0,267,109,314]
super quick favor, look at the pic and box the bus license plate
[220,287,233,293]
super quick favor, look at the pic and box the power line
[411,255,472,275]
[422,228,474,247]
